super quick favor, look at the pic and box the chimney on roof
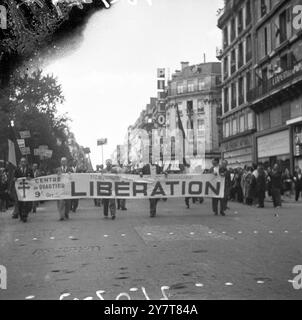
[181,61,189,70]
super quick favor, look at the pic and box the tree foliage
[0,70,76,171]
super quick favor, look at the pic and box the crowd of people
[1,156,301,223]
[227,163,302,208]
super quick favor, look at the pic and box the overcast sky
[45,0,224,167]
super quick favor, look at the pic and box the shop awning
[287,117,302,126]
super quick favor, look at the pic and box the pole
[102,144,104,167]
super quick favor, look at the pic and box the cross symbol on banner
[18,179,30,199]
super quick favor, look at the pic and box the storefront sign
[257,130,290,158]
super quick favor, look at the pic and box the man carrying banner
[210,158,227,216]
[56,157,72,221]
[31,163,41,214]
[14,157,34,222]
[102,159,116,220]
[141,163,163,218]
[70,159,80,213]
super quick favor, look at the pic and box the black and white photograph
[0,0,302,304]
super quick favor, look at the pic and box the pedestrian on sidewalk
[293,167,302,202]
[270,164,282,208]
[256,165,266,208]
[56,157,72,221]
[14,158,34,222]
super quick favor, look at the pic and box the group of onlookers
[228,164,302,209]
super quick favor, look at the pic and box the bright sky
[45,0,224,167]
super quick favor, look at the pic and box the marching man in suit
[31,163,41,213]
[102,159,117,220]
[209,158,230,216]
[57,157,72,221]
[14,157,34,222]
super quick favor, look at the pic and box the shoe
[220,212,226,216]
[111,215,116,220]
[59,218,65,221]
[121,208,127,211]
[12,215,18,219]
[22,217,27,222]
[213,211,218,216]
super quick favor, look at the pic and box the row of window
[223,112,254,138]
[223,34,252,80]
[223,71,252,113]
[175,76,221,95]
[257,5,297,61]
[223,0,252,48]
[256,0,286,21]
[166,117,206,132]
[258,99,302,132]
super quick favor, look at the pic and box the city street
[0,198,301,300]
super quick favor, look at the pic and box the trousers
[57,200,71,219]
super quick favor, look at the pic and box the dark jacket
[293,172,302,189]
[256,172,266,197]
[56,166,73,174]
[141,164,162,175]
[14,166,34,179]
[209,166,231,196]
[0,173,8,195]
[271,170,282,190]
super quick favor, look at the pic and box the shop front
[221,134,253,168]
[257,130,291,170]
[287,117,302,171]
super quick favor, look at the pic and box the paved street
[0,198,302,300]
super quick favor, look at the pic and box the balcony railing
[216,47,223,59]
[248,59,302,102]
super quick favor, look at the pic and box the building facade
[165,61,222,169]
[218,0,302,172]
[248,0,302,172]
[218,0,257,168]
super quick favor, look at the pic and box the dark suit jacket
[209,166,231,196]
[56,166,73,174]
[293,172,302,188]
[14,166,34,179]
[141,164,162,175]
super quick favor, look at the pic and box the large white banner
[15,173,225,202]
